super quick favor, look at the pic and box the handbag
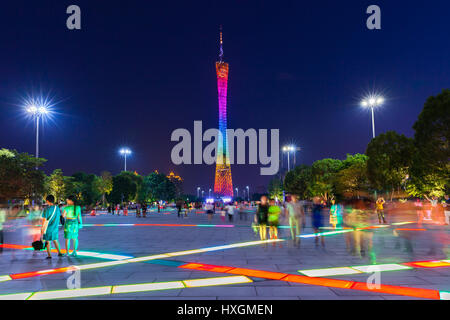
[32,239,44,251]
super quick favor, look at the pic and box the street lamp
[235,187,238,198]
[26,103,50,159]
[119,148,132,171]
[361,95,384,139]
[282,145,296,171]
[201,190,205,198]
[197,187,200,198]
[209,188,212,198]
[246,186,249,201]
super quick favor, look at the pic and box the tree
[284,165,312,199]
[46,169,67,203]
[409,90,450,197]
[309,158,343,201]
[335,154,370,199]
[70,172,102,206]
[108,171,143,204]
[366,131,415,199]
[94,171,113,206]
[268,177,283,200]
[0,149,46,202]
[143,172,176,202]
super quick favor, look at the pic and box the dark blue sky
[0,0,449,195]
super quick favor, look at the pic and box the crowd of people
[0,194,83,259]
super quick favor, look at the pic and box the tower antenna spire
[219,25,224,62]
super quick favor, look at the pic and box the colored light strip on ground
[0,292,34,300]
[0,276,12,282]
[183,276,252,288]
[298,267,363,277]
[10,266,78,280]
[299,264,414,277]
[299,229,353,238]
[351,263,413,273]
[403,260,450,268]
[0,276,253,300]
[112,281,185,294]
[394,228,427,231]
[28,286,113,300]
[440,291,450,300]
[178,262,443,300]
[391,221,415,225]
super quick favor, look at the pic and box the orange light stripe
[179,263,441,299]
[0,244,31,249]
[10,266,77,280]
[404,261,450,268]
[284,274,354,289]
[227,268,288,280]
[350,282,440,300]
[180,263,235,273]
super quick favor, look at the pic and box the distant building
[167,171,183,197]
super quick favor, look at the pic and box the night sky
[0,0,449,195]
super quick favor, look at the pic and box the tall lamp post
[119,148,132,171]
[209,188,212,198]
[197,187,200,199]
[26,104,49,159]
[246,186,249,201]
[361,96,384,139]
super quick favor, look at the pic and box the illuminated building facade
[214,27,233,198]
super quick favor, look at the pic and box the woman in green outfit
[62,195,83,257]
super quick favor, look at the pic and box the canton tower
[213,26,233,198]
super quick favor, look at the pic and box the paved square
[0,208,449,300]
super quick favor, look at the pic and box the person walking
[376,197,386,224]
[176,200,183,218]
[226,202,236,222]
[255,196,269,241]
[311,197,325,247]
[62,195,83,257]
[285,195,304,247]
[444,195,450,225]
[142,202,147,218]
[41,195,64,259]
[268,199,281,241]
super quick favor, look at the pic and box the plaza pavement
[0,208,449,300]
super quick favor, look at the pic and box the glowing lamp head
[376,97,384,105]
[119,148,131,155]
[27,105,38,114]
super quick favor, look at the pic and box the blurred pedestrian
[256,196,269,241]
[444,195,450,225]
[285,195,304,247]
[41,195,64,259]
[312,197,325,247]
[268,199,281,240]
[376,197,386,224]
[62,195,83,257]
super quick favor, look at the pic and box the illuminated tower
[214,27,233,198]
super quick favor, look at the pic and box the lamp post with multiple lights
[119,148,132,171]
[282,145,300,171]
[361,96,384,139]
[26,103,49,159]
